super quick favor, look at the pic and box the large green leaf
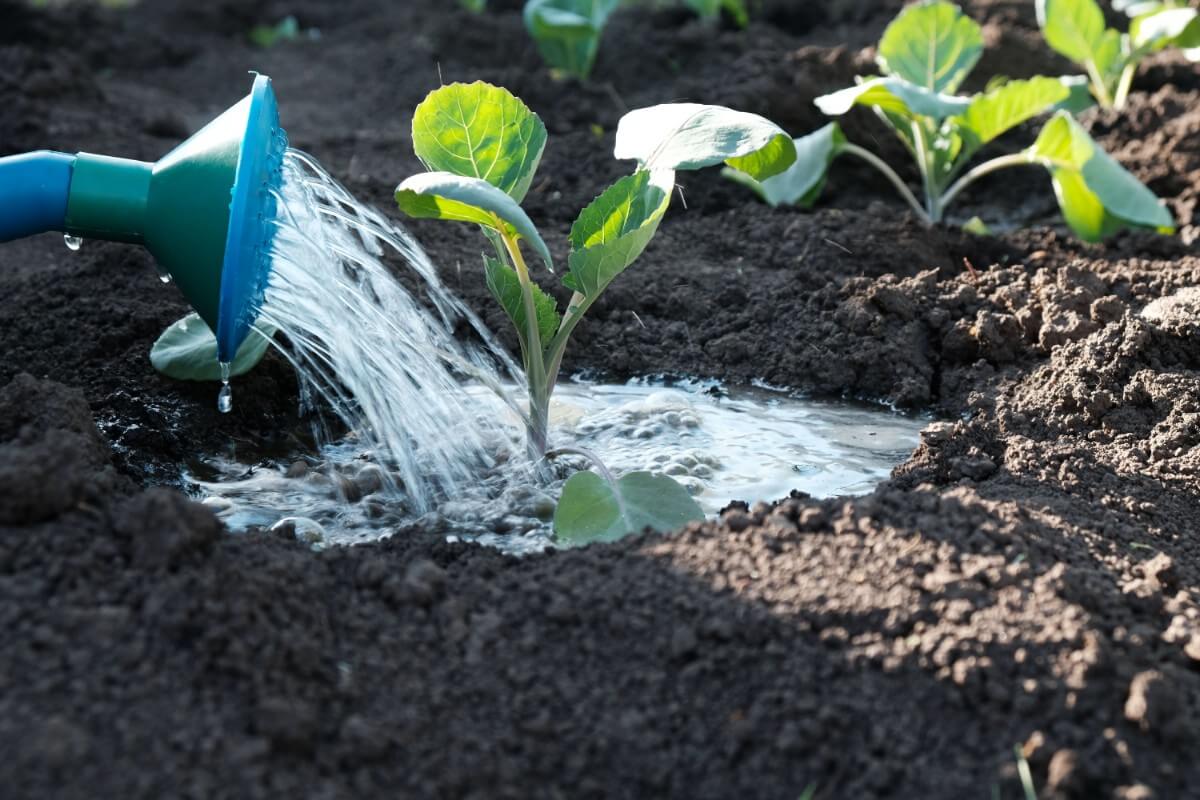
[877,0,984,93]
[815,76,971,120]
[150,313,274,381]
[553,470,705,546]
[956,76,1070,152]
[1028,112,1174,240]
[614,103,797,180]
[723,123,847,208]
[483,254,561,351]
[411,82,547,203]
[564,169,674,297]
[523,0,621,79]
[395,172,553,269]
[1036,0,1121,75]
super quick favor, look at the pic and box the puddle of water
[190,377,929,554]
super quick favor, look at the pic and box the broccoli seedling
[523,0,622,79]
[396,81,795,457]
[729,0,1174,242]
[1039,0,1200,110]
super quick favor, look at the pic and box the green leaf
[483,254,560,351]
[566,169,674,298]
[554,470,705,546]
[1036,0,1121,74]
[683,0,749,26]
[1029,112,1174,240]
[877,0,984,93]
[1114,0,1165,15]
[956,76,1070,152]
[1054,74,1098,112]
[523,0,621,80]
[459,0,486,10]
[249,16,300,48]
[614,103,798,180]
[815,76,971,120]
[1130,6,1200,51]
[411,82,547,203]
[150,313,274,381]
[395,172,553,269]
[723,123,847,208]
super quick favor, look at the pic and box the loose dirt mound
[1,0,1198,797]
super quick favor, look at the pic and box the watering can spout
[0,75,287,362]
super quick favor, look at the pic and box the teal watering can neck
[65,153,154,244]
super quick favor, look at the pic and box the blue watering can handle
[0,151,75,242]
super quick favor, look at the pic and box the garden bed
[2,0,1199,797]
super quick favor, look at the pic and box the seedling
[1038,0,1200,110]
[729,0,1174,242]
[523,0,622,79]
[459,0,486,11]
[395,82,795,541]
[683,0,749,26]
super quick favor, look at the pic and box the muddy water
[190,378,927,554]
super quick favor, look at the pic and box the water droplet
[217,383,233,414]
[63,234,82,251]
[217,362,233,414]
[156,264,173,284]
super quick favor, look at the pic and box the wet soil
[2,0,1199,797]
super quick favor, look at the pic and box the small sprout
[150,312,274,381]
[731,1,1174,242]
[1038,0,1200,110]
[249,16,301,49]
[682,0,749,27]
[459,0,487,11]
[523,0,622,80]
[395,81,791,543]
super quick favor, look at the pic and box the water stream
[192,150,928,553]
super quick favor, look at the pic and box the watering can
[0,74,286,362]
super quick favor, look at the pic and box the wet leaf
[150,313,273,381]
[815,76,971,120]
[554,470,705,545]
[877,0,983,93]
[395,172,553,269]
[614,103,797,180]
[483,254,560,351]
[411,82,547,202]
[565,170,674,297]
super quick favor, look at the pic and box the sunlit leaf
[723,123,847,208]
[411,82,547,202]
[956,76,1070,152]
[523,0,621,79]
[150,313,274,381]
[815,76,971,120]
[483,254,560,351]
[877,0,984,93]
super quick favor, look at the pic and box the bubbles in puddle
[190,378,930,554]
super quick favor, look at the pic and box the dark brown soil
[2,1,1199,797]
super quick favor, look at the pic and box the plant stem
[1085,59,1115,108]
[910,122,942,221]
[839,143,933,225]
[544,290,593,397]
[1113,61,1137,110]
[938,153,1032,211]
[498,227,550,457]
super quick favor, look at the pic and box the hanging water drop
[217,362,233,414]
[63,234,82,251]
[156,264,173,284]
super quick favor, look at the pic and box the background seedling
[524,0,622,79]
[729,0,1174,242]
[1038,0,1200,110]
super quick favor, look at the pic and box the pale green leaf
[723,123,847,208]
[956,76,1070,151]
[614,103,797,180]
[1029,112,1174,238]
[553,470,705,545]
[524,0,621,79]
[395,172,553,269]
[411,82,547,202]
[815,76,971,120]
[483,254,561,350]
[877,0,984,93]
[565,169,674,298]
[150,313,274,381]
[1036,0,1116,67]
[1130,7,1200,51]
[1054,74,1097,112]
